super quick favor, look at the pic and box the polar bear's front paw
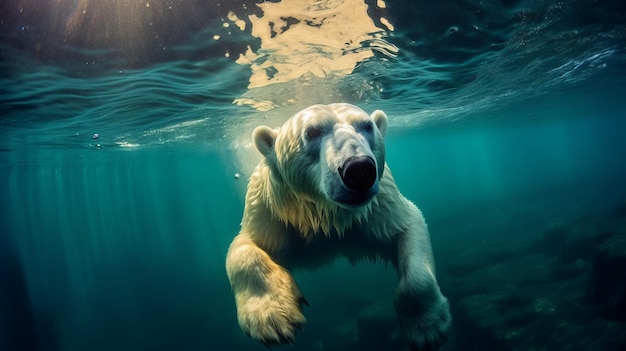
[396,293,451,351]
[236,270,308,346]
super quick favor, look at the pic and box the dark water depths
[1,0,626,350]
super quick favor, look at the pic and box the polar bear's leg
[393,204,452,350]
[225,233,307,346]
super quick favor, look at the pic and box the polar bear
[225,103,451,349]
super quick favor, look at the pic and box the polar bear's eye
[305,126,322,140]
[361,121,374,133]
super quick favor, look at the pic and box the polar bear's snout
[339,155,376,192]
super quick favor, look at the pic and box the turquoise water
[2,0,626,350]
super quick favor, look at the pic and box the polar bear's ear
[253,126,278,158]
[371,110,388,136]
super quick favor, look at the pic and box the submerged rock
[549,260,589,281]
[356,300,400,351]
[588,234,626,322]
[559,224,612,264]
[543,221,570,256]
[455,277,626,351]
[542,219,613,264]
[427,198,626,351]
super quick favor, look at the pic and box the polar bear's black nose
[340,156,377,191]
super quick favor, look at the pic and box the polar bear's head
[253,103,388,209]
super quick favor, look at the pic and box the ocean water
[1,0,626,350]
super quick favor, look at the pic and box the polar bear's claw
[401,297,452,351]
[236,266,308,346]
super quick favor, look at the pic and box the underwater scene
[1,0,626,350]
